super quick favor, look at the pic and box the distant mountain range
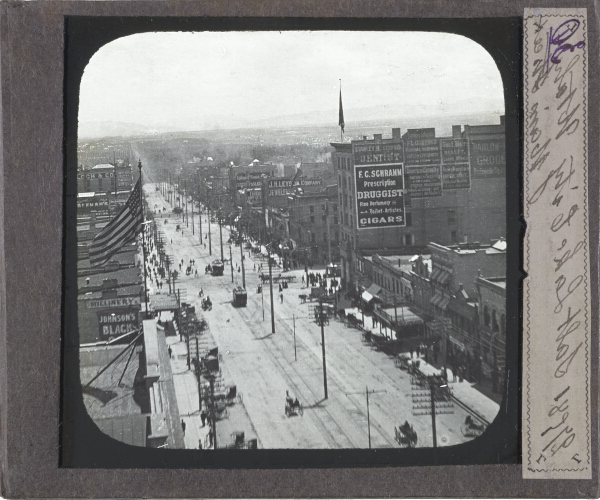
[79,98,504,140]
[78,121,166,140]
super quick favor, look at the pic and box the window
[406,213,412,226]
[404,234,413,246]
[492,310,499,332]
[483,305,490,327]
[501,313,506,336]
[311,233,316,243]
[335,231,339,242]
[334,216,338,225]
[310,205,314,213]
[448,210,456,225]
[451,230,457,243]
[333,204,338,211]
[310,215,315,223]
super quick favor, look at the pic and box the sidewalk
[417,358,500,424]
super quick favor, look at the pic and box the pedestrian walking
[181,419,186,436]
[168,346,172,358]
[201,410,207,427]
[280,293,284,303]
[198,440,203,450]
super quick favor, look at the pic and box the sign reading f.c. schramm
[352,141,405,229]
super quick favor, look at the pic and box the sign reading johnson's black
[354,164,405,229]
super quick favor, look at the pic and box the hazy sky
[79,31,504,132]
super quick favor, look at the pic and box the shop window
[404,234,413,246]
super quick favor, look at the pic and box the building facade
[332,119,506,288]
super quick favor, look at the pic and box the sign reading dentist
[353,141,405,229]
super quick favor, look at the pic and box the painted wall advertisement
[268,178,322,197]
[353,141,405,229]
[469,138,505,178]
[97,309,139,339]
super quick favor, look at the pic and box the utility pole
[326,200,332,265]
[430,377,438,449]
[195,337,201,413]
[269,250,275,334]
[293,314,297,361]
[185,180,188,226]
[209,375,217,449]
[208,201,212,256]
[219,214,224,262]
[230,246,234,283]
[261,282,265,321]
[191,189,194,235]
[366,386,371,448]
[138,161,149,319]
[240,231,246,289]
[198,171,203,243]
[318,298,328,399]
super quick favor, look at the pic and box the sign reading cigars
[352,141,405,229]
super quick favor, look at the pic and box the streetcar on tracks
[232,287,247,307]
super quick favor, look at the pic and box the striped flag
[89,179,143,267]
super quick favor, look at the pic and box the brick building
[331,118,506,288]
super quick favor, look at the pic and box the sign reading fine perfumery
[354,164,405,229]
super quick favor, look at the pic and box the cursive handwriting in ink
[547,19,586,72]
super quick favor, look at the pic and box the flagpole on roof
[339,79,344,142]
[138,160,149,319]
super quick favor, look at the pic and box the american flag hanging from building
[89,179,143,267]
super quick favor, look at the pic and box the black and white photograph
[74,30,508,452]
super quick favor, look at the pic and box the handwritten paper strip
[523,8,590,479]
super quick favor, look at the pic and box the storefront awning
[439,271,451,285]
[430,291,442,306]
[365,284,382,296]
[361,291,374,302]
[439,297,450,310]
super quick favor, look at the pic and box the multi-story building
[77,162,134,195]
[476,275,506,390]
[331,119,506,288]
[287,185,340,266]
[425,240,506,383]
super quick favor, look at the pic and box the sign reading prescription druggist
[354,165,405,229]
[353,141,405,229]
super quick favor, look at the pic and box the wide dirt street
[145,183,480,449]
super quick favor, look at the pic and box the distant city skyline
[79,31,505,138]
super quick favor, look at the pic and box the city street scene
[74,31,506,451]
